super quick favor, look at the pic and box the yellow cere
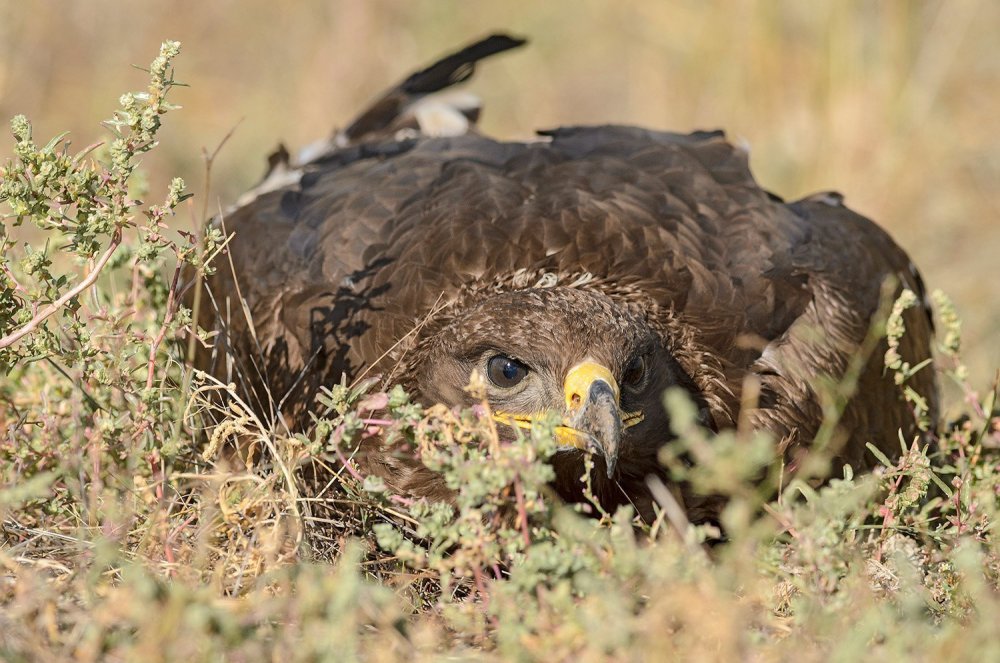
[563,361,620,410]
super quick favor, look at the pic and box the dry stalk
[0,228,121,350]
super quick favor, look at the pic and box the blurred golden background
[1,0,997,391]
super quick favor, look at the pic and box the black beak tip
[605,456,617,479]
[576,379,622,481]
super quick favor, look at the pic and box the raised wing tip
[401,33,528,95]
[342,33,527,145]
[481,33,529,50]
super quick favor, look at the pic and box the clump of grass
[2,42,1000,661]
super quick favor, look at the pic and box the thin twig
[1,262,28,296]
[0,228,121,350]
[183,122,241,384]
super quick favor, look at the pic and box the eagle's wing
[750,192,937,469]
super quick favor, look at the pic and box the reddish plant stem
[144,259,184,390]
[129,258,142,311]
[513,476,531,547]
[875,472,906,563]
[164,512,198,577]
[335,446,366,482]
[761,503,800,540]
[472,563,492,612]
[360,418,394,427]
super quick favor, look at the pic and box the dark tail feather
[399,34,526,94]
[342,34,526,143]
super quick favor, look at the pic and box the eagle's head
[400,285,712,505]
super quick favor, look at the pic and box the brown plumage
[197,35,937,522]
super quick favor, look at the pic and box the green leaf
[865,442,895,468]
[41,131,70,153]
[927,469,954,498]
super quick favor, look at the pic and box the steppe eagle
[196,35,936,521]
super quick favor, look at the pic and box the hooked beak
[562,361,625,479]
[490,361,645,480]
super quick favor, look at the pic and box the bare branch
[0,228,121,350]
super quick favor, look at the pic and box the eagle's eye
[486,354,529,388]
[622,354,646,389]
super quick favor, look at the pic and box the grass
[1,21,1000,663]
